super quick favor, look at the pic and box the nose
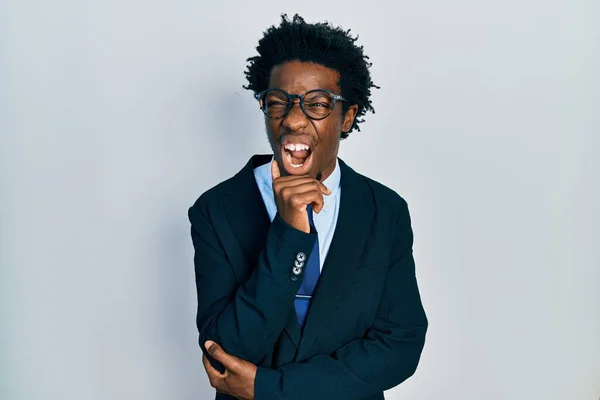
[281,100,309,132]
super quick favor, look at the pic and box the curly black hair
[244,14,379,138]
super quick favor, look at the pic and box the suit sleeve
[254,200,428,399]
[189,199,317,368]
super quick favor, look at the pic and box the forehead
[268,61,341,94]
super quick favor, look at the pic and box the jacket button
[292,266,303,276]
[294,259,304,268]
[296,252,306,262]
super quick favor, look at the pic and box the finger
[202,354,225,378]
[272,175,313,187]
[313,200,324,214]
[272,172,310,181]
[289,190,324,211]
[312,198,325,214]
[274,177,331,196]
[287,180,331,196]
[205,341,242,373]
[280,182,326,199]
[273,173,327,186]
[203,354,227,392]
[320,181,331,195]
[271,159,281,180]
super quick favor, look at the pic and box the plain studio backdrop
[1,0,599,399]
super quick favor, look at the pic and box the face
[264,61,358,181]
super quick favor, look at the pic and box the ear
[341,104,359,133]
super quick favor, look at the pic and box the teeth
[286,152,304,168]
[284,143,310,152]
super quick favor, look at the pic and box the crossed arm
[189,198,427,400]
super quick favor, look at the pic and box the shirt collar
[320,158,341,212]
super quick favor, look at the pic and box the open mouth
[281,143,314,175]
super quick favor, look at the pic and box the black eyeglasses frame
[254,88,348,121]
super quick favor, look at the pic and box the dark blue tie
[294,205,320,327]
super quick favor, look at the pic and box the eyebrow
[267,88,335,94]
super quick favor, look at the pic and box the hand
[203,341,257,400]
[271,160,331,233]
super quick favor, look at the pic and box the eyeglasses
[255,88,347,120]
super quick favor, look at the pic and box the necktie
[294,205,320,327]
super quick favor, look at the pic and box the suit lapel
[222,155,271,263]
[222,155,302,347]
[296,159,375,360]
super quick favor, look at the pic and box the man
[188,14,427,400]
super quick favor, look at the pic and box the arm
[254,200,428,399]
[189,201,316,366]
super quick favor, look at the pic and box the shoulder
[363,175,408,207]
[189,156,262,215]
[189,174,237,218]
[340,158,408,209]
[348,169,414,257]
[190,154,271,212]
[352,170,410,221]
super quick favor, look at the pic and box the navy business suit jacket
[189,155,428,400]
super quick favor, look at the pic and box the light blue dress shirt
[253,157,341,272]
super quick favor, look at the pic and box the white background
[1,1,599,399]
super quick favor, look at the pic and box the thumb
[204,341,239,371]
[271,159,281,180]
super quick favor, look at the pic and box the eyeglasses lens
[262,90,334,119]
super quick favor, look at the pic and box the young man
[188,14,428,400]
